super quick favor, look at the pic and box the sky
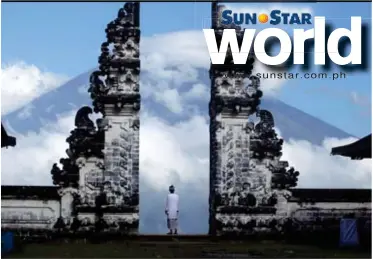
[2,2,371,136]
[1,2,372,234]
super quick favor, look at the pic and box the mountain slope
[3,68,353,145]
[1,68,366,234]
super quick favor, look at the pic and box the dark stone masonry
[1,124,16,148]
[208,3,301,236]
[1,2,371,241]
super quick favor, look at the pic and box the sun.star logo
[203,16,362,66]
[221,9,313,26]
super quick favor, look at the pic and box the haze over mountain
[3,68,353,143]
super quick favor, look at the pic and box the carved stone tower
[89,2,141,234]
[51,2,141,234]
[208,3,299,236]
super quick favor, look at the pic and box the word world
[203,16,362,66]
[221,10,312,26]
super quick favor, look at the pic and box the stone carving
[48,2,141,234]
[51,106,104,188]
[100,117,140,214]
[89,2,140,234]
[3,2,372,241]
[50,105,105,229]
[51,159,79,188]
[88,2,140,114]
[74,156,105,209]
[209,3,300,235]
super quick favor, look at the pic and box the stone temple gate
[208,3,300,235]
[1,2,371,237]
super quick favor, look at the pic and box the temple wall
[212,198,371,235]
[1,199,60,230]
[282,200,371,246]
[1,187,371,237]
[1,2,370,240]
[285,201,371,227]
[287,201,371,213]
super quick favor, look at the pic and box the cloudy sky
[1,2,372,233]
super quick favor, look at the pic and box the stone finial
[88,2,141,114]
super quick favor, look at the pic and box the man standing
[165,185,179,235]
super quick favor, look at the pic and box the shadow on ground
[5,236,371,258]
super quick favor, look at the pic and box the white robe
[165,193,179,219]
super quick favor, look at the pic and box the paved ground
[6,235,371,258]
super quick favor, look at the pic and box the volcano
[1,68,359,234]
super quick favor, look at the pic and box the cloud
[184,83,210,101]
[2,30,369,190]
[1,109,209,188]
[1,26,370,233]
[1,62,69,115]
[1,111,75,185]
[140,111,209,191]
[17,104,35,120]
[140,30,285,115]
[283,137,371,189]
[141,31,210,71]
[2,107,370,189]
[153,88,184,114]
[1,106,370,234]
